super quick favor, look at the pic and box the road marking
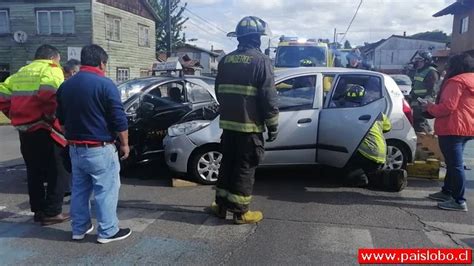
[118,208,163,232]
[424,221,474,235]
[311,226,373,255]
[425,231,459,247]
[193,216,255,240]
[2,210,34,223]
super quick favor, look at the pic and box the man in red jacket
[0,45,69,225]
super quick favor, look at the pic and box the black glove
[266,125,278,142]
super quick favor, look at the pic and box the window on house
[36,10,74,35]
[0,10,9,34]
[106,14,121,41]
[138,24,150,47]
[117,68,130,83]
[460,16,469,34]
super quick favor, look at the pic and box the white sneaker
[72,224,94,240]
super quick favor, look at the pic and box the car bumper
[163,134,197,174]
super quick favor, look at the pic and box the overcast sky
[181,0,455,53]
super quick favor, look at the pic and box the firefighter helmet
[227,16,271,38]
[345,85,366,103]
[300,59,315,67]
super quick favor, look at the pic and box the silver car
[164,67,417,184]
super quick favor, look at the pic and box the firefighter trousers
[19,129,66,217]
[215,130,264,214]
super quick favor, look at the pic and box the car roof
[275,67,376,78]
[119,75,215,85]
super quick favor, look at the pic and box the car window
[329,75,382,108]
[390,75,412,85]
[275,75,316,111]
[323,74,335,102]
[186,82,213,103]
[118,78,156,102]
[275,46,327,67]
[141,82,185,110]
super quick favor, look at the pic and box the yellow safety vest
[358,113,391,164]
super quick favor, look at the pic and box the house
[361,35,446,74]
[172,44,221,75]
[433,0,474,56]
[0,0,158,83]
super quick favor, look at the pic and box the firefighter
[0,45,69,225]
[209,16,279,224]
[342,85,392,187]
[409,51,439,133]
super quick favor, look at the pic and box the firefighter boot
[233,210,263,224]
[206,202,227,219]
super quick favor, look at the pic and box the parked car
[118,75,217,165]
[389,74,412,96]
[164,67,417,184]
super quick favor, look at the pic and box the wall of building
[0,0,92,74]
[92,0,156,82]
[374,37,446,72]
[173,47,217,75]
[451,8,474,54]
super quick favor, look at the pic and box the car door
[137,80,191,155]
[317,73,387,168]
[262,74,321,165]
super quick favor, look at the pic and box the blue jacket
[57,68,128,142]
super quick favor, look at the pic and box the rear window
[390,75,412,86]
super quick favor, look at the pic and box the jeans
[69,144,120,238]
[438,136,473,204]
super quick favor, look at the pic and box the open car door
[317,73,387,168]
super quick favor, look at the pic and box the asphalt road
[0,126,473,265]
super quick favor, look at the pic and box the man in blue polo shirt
[57,44,131,244]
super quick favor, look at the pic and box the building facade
[434,0,474,56]
[362,35,446,74]
[0,0,157,82]
[172,44,220,75]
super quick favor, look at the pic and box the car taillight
[402,98,413,125]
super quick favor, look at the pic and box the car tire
[188,145,222,185]
[385,140,409,170]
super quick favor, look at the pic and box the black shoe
[64,191,72,198]
[97,228,132,244]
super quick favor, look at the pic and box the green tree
[343,40,352,49]
[410,30,451,43]
[148,0,189,53]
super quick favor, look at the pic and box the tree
[148,0,189,53]
[410,30,451,43]
[343,40,352,49]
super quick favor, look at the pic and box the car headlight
[168,120,211,137]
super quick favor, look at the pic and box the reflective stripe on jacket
[0,59,64,128]
[216,47,279,133]
[358,113,391,164]
[412,66,437,96]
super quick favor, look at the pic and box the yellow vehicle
[274,37,330,68]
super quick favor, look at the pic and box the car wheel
[384,140,409,170]
[189,146,222,185]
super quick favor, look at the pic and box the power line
[186,18,236,45]
[339,0,363,43]
[182,7,230,35]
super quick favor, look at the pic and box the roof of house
[176,44,220,57]
[361,35,446,53]
[142,0,161,21]
[433,0,474,17]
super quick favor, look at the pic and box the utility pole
[166,0,172,57]
[333,28,337,44]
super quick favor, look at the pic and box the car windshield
[118,78,157,102]
[390,75,412,86]
[275,46,327,67]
